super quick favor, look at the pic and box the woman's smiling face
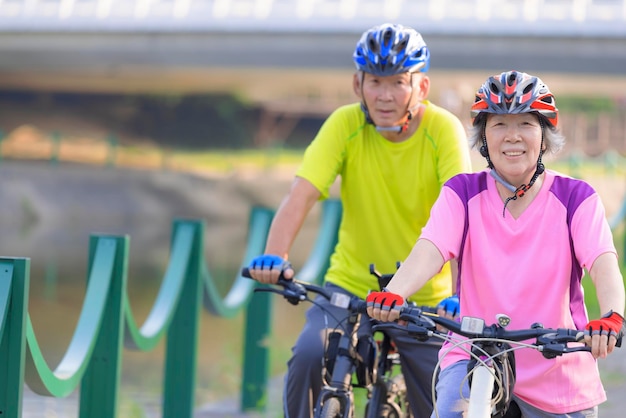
[485,112,543,185]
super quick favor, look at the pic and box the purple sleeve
[570,193,617,269]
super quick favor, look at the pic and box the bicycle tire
[379,404,401,418]
[319,397,343,418]
[387,374,411,417]
[365,374,411,418]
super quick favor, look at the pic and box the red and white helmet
[470,70,558,128]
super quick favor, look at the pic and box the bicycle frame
[242,267,413,418]
[367,331,410,417]
[314,304,360,418]
[314,291,413,418]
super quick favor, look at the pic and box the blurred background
[1,0,625,416]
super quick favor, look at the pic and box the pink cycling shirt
[420,169,616,414]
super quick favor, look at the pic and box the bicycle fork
[315,313,361,418]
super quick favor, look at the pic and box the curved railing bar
[124,222,194,351]
[24,237,117,397]
[297,199,342,285]
[203,207,274,318]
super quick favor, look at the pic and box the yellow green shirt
[296,101,472,306]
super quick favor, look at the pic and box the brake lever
[538,343,568,359]
[255,286,305,305]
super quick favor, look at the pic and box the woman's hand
[366,289,406,322]
[584,311,624,358]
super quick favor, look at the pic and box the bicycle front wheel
[319,397,343,418]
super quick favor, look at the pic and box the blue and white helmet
[353,23,430,76]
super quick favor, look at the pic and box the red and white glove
[585,311,625,341]
[366,289,406,313]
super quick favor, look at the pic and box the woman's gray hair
[468,113,565,155]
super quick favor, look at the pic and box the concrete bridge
[1,0,626,106]
[2,0,626,152]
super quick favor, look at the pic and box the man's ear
[353,72,363,99]
[417,75,431,99]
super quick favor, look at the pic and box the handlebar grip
[353,299,368,314]
[241,266,293,282]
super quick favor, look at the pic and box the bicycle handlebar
[374,306,599,359]
[241,267,368,313]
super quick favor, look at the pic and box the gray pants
[432,360,598,418]
[283,283,442,418]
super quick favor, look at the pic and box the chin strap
[374,105,418,133]
[499,163,544,217]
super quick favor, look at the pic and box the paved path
[597,347,626,418]
[194,355,626,418]
[20,354,625,417]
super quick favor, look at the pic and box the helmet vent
[507,72,517,86]
[368,37,379,54]
[382,30,393,46]
[395,38,408,52]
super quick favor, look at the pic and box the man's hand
[366,289,406,322]
[436,295,459,332]
[584,310,624,358]
[437,295,459,317]
[248,254,293,284]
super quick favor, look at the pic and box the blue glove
[248,254,292,278]
[437,295,459,317]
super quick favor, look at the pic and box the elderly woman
[367,70,625,418]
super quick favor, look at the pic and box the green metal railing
[0,199,342,417]
[2,189,623,417]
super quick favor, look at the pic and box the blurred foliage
[557,95,624,115]
[0,90,324,150]
[2,90,624,151]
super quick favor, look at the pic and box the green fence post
[239,201,341,412]
[241,283,273,411]
[79,235,128,418]
[163,220,203,418]
[241,207,274,412]
[0,258,30,418]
